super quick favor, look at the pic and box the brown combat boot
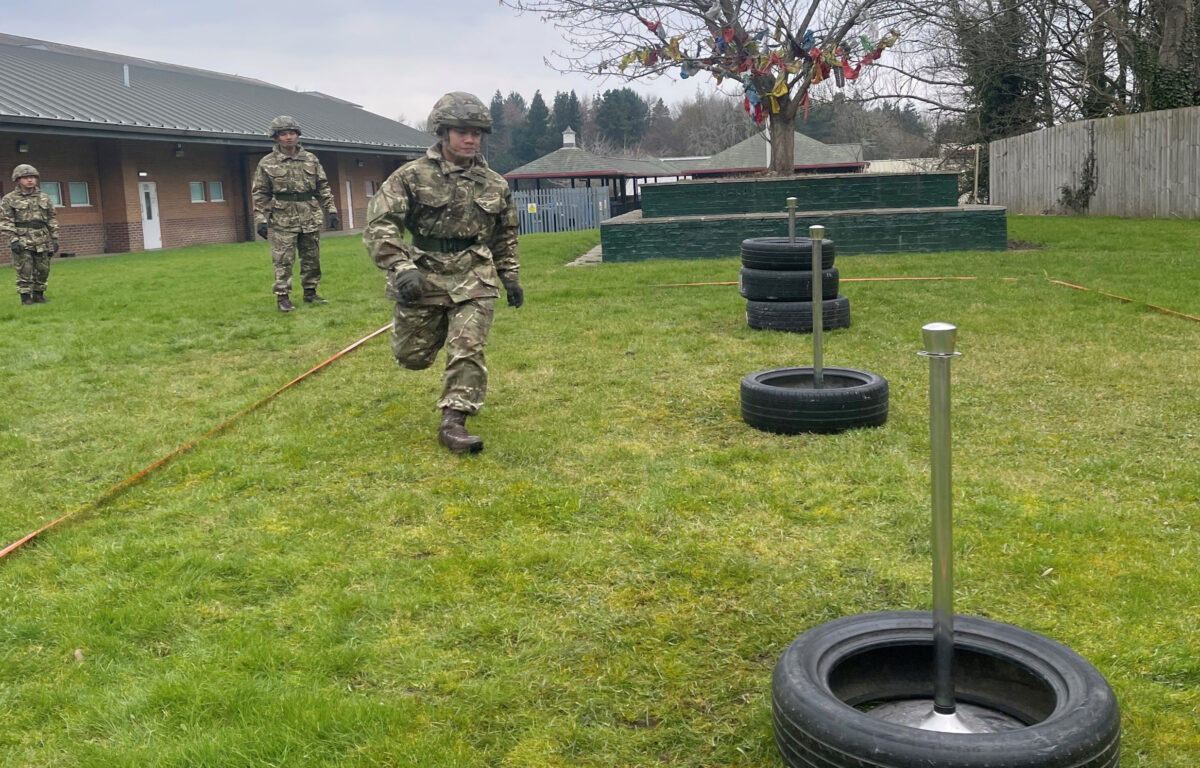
[32,291,46,303]
[438,408,483,454]
[303,289,328,304]
[20,293,33,305]
[277,294,295,313]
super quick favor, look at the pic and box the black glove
[328,213,339,230]
[390,269,424,304]
[256,222,269,239]
[10,240,22,257]
[50,238,59,255]
[501,275,524,308]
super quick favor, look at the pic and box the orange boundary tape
[0,323,393,562]
[1048,280,1200,323]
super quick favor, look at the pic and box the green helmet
[268,115,302,138]
[11,164,38,182]
[427,92,492,135]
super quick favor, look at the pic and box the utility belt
[273,191,315,202]
[13,221,48,229]
[411,233,478,253]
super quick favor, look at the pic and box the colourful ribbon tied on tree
[635,14,668,42]
[767,73,789,113]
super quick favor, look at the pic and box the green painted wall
[640,172,961,218]
[600,207,1008,262]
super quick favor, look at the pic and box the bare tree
[880,0,1200,129]
[669,91,763,154]
[500,0,905,174]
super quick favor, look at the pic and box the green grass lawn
[1,216,1197,766]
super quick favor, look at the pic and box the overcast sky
[5,1,721,128]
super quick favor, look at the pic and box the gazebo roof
[504,146,682,180]
[671,131,866,174]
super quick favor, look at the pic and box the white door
[139,182,162,250]
[344,180,354,229]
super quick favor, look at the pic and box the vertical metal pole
[810,225,825,388]
[920,322,961,715]
[786,197,797,244]
[973,144,981,204]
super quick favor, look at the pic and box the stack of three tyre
[739,236,851,332]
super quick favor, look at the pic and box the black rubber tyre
[746,296,851,333]
[739,267,839,301]
[772,611,1121,768]
[741,237,836,270]
[740,366,888,433]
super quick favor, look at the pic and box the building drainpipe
[238,151,255,242]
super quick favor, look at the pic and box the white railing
[512,187,611,233]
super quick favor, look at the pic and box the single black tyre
[740,366,887,433]
[741,237,836,270]
[746,296,851,333]
[739,267,839,301]
[772,611,1121,768]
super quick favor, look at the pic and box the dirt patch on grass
[1008,239,1045,250]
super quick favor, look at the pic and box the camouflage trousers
[270,229,321,295]
[13,247,51,294]
[392,297,495,415]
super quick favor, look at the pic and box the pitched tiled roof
[505,130,865,180]
[673,131,865,173]
[0,33,431,153]
[504,146,683,179]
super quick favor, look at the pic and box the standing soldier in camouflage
[363,91,523,454]
[252,115,339,312]
[1,164,59,305]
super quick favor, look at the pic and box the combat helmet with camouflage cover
[427,92,492,135]
[11,164,39,182]
[268,115,303,138]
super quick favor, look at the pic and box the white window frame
[189,181,206,203]
[68,181,91,207]
[42,181,63,207]
[208,181,225,202]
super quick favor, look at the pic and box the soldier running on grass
[363,91,524,454]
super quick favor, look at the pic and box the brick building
[0,33,432,259]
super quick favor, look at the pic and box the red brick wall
[120,141,248,250]
[1,129,417,259]
[97,140,139,254]
[0,133,106,259]
[325,154,402,229]
[105,221,138,254]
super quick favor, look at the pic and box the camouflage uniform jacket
[0,187,59,252]
[251,145,337,233]
[364,143,519,306]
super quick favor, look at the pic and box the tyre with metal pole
[740,198,848,332]
[740,203,887,434]
[769,323,1120,767]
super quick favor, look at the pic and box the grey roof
[675,131,865,173]
[505,146,683,179]
[0,33,431,153]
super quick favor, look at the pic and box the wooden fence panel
[990,106,1200,217]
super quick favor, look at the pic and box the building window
[365,180,376,197]
[208,181,224,202]
[189,181,206,203]
[68,182,91,207]
[42,182,62,207]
